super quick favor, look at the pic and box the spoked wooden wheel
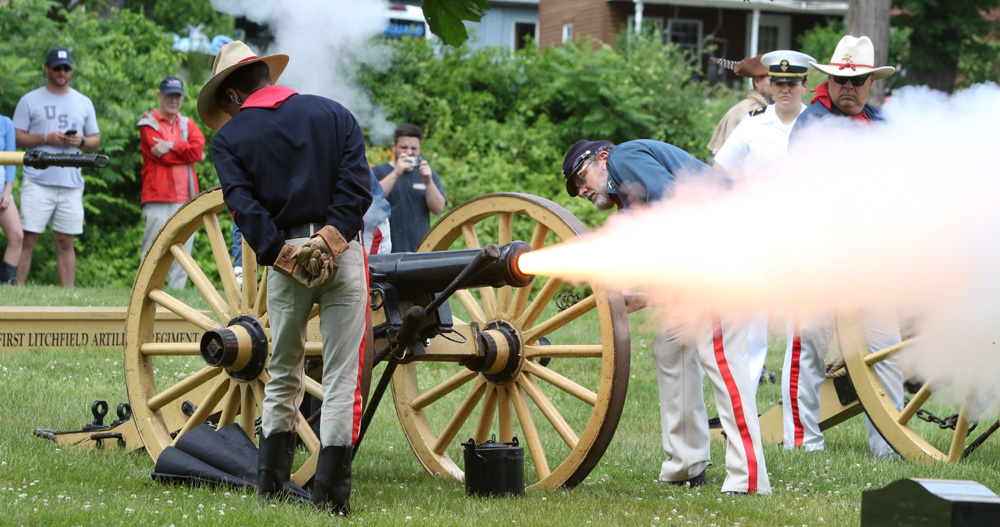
[390,193,630,490]
[125,187,327,486]
[839,313,997,463]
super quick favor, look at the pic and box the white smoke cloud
[211,0,396,142]
[519,83,1000,409]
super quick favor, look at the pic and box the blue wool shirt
[605,139,729,208]
[212,88,372,266]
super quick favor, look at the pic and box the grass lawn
[2,286,999,526]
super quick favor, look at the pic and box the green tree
[892,0,1000,92]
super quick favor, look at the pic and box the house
[464,1,542,52]
[538,0,847,87]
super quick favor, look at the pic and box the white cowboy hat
[809,35,895,81]
[197,40,289,131]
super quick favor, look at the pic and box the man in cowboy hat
[783,35,904,458]
[792,35,896,132]
[707,55,773,156]
[198,40,371,514]
[561,139,771,496]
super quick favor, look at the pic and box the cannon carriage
[120,188,630,491]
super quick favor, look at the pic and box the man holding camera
[12,46,100,286]
[373,123,446,253]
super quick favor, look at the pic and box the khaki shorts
[19,179,84,235]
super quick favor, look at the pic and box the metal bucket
[462,436,524,497]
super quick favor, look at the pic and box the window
[745,14,791,54]
[562,23,573,44]
[514,21,537,50]
[665,19,702,54]
[626,15,664,38]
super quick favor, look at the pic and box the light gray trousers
[262,240,368,448]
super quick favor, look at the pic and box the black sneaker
[667,470,706,488]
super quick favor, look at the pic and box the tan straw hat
[197,40,289,131]
[809,35,895,81]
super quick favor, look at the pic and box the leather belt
[286,223,324,238]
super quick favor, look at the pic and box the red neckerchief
[810,82,871,122]
[242,85,297,109]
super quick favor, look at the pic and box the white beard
[591,189,615,210]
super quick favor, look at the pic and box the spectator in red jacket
[137,75,206,289]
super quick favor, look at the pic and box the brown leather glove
[290,225,350,287]
[273,243,328,288]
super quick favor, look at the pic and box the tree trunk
[846,0,891,106]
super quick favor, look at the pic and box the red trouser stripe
[789,321,804,447]
[350,250,370,445]
[369,227,382,256]
[712,313,758,493]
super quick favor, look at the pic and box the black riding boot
[257,431,295,500]
[312,445,352,515]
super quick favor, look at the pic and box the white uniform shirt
[713,103,806,179]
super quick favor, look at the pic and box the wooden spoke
[170,243,230,322]
[474,385,499,443]
[305,342,323,357]
[497,212,513,246]
[202,212,240,310]
[147,366,223,411]
[170,375,230,446]
[479,286,499,319]
[947,409,972,463]
[510,383,550,480]
[241,237,259,313]
[863,340,908,366]
[240,382,257,439]
[897,382,934,426]
[217,381,242,427]
[524,344,603,359]
[461,223,480,249]
[304,376,323,400]
[140,342,201,356]
[253,267,268,318]
[515,276,564,329]
[522,294,597,344]
[148,289,217,332]
[297,412,321,453]
[453,290,488,325]
[410,369,478,411]
[517,373,579,449]
[521,361,598,406]
[431,378,487,455]
[498,384,514,443]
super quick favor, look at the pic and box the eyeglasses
[571,156,596,189]
[831,74,869,87]
[51,65,72,72]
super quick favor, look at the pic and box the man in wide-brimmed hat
[783,35,904,459]
[199,40,372,515]
[707,55,773,155]
[793,35,896,131]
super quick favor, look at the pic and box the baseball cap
[159,76,185,95]
[562,140,614,197]
[45,47,73,69]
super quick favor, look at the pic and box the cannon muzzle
[0,150,110,168]
[368,241,534,297]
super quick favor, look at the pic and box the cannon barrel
[0,150,110,168]
[368,241,533,297]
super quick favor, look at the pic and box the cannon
[121,188,630,491]
[0,150,110,168]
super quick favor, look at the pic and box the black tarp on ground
[151,423,309,501]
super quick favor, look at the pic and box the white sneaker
[234,266,243,288]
